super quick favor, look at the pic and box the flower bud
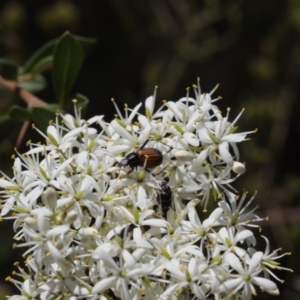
[65,210,78,224]
[174,150,194,162]
[43,187,57,209]
[232,161,246,174]
[24,217,38,230]
[78,227,98,238]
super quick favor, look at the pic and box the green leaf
[52,32,84,106]
[22,39,57,74]
[18,74,47,93]
[31,104,61,133]
[9,105,31,122]
[0,58,18,80]
[75,93,89,114]
[22,34,96,75]
[31,55,53,75]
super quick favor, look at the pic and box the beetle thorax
[125,152,140,167]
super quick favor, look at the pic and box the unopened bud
[78,227,98,238]
[65,210,78,224]
[43,187,57,209]
[174,150,194,162]
[232,161,246,174]
[24,217,38,230]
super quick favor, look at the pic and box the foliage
[0,31,96,142]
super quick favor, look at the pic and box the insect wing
[138,148,163,168]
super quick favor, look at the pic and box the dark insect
[157,181,173,219]
[119,139,163,174]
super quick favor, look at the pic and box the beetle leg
[120,167,134,178]
[126,168,134,175]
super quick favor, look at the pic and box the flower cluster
[1,79,291,299]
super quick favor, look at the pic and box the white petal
[219,143,233,164]
[127,264,155,276]
[119,279,131,300]
[63,127,84,142]
[235,229,253,242]
[234,246,247,258]
[134,239,153,248]
[52,157,74,178]
[183,132,199,147]
[221,132,249,143]
[190,282,206,300]
[164,262,185,280]
[145,95,155,116]
[141,219,168,227]
[137,185,147,209]
[87,115,104,125]
[225,252,244,274]
[122,250,135,268]
[47,224,69,238]
[47,125,59,141]
[92,276,117,293]
[195,147,211,164]
[209,207,223,219]
[128,102,142,123]
[219,278,243,292]
[188,258,197,276]
[138,115,151,130]
[110,120,132,140]
[47,241,64,262]
[252,276,278,293]
[26,185,44,207]
[92,248,119,270]
[160,282,186,298]
[0,179,14,188]
[167,101,183,120]
[248,251,263,273]
[65,279,90,295]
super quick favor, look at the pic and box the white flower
[218,191,265,232]
[180,206,222,245]
[220,252,279,298]
[215,227,254,258]
[92,248,155,299]
[163,258,207,299]
[0,79,289,299]
[248,236,293,283]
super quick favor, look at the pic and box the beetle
[119,139,163,174]
[157,181,173,219]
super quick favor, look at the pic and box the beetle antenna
[139,138,149,150]
[153,139,173,153]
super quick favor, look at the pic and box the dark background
[0,1,299,299]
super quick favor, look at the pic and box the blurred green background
[0,0,299,299]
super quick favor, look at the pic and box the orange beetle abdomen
[137,148,163,168]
